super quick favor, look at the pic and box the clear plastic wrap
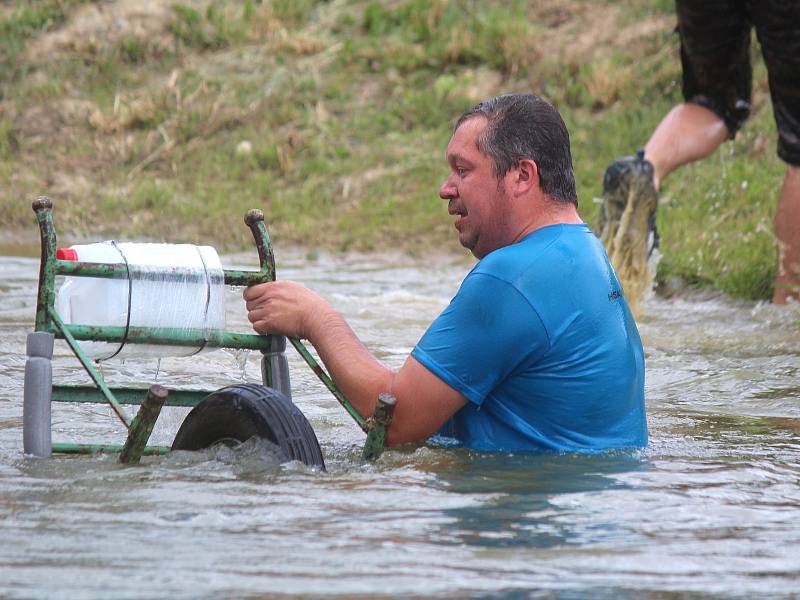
[56,242,225,360]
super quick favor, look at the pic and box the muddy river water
[0,249,799,599]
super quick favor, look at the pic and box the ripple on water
[1,253,800,598]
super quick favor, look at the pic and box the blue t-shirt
[411,223,647,452]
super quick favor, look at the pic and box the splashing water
[222,347,250,381]
[597,154,660,316]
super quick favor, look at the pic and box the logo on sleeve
[608,289,622,302]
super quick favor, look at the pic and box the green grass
[0,1,88,96]
[0,0,786,299]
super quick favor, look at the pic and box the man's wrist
[304,301,341,341]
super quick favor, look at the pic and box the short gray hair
[455,94,578,205]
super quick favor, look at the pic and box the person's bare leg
[773,166,800,304]
[643,103,730,190]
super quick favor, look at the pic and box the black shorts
[677,0,800,166]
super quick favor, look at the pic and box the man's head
[440,94,579,259]
[454,94,577,205]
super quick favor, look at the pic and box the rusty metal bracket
[119,385,168,464]
[362,393,397,460]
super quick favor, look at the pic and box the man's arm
[244,281,467,446]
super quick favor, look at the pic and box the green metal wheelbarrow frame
[27,197,395,464]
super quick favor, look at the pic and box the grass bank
[0,0,783,299]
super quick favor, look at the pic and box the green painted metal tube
[33,198,57,333]
[225,269,273,287]
[119,385,168,464]
[56,260,272,288]
[55,260,128,279]
[362,393,397,460]
[43,322,280,351]
[244,209,276,282]
[52,442,170,455]
[53,385,206,407]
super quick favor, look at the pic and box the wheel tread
[172,384,325,469]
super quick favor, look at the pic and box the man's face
[439,116,513,259]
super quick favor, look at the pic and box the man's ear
[514,159,540,196]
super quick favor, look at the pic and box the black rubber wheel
[172,384,325,469]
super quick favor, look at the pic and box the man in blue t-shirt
[244,93,647,452]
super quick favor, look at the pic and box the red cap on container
[56,248,78,261]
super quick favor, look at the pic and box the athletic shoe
[598,150,659,254]
[597,149,660,310]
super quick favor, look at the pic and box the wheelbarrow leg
[119,385,168,464]
[362,393,397,461]
[23,332,54,458]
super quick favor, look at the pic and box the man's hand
[244,280,332,339]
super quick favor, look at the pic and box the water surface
[1,250,799,599]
